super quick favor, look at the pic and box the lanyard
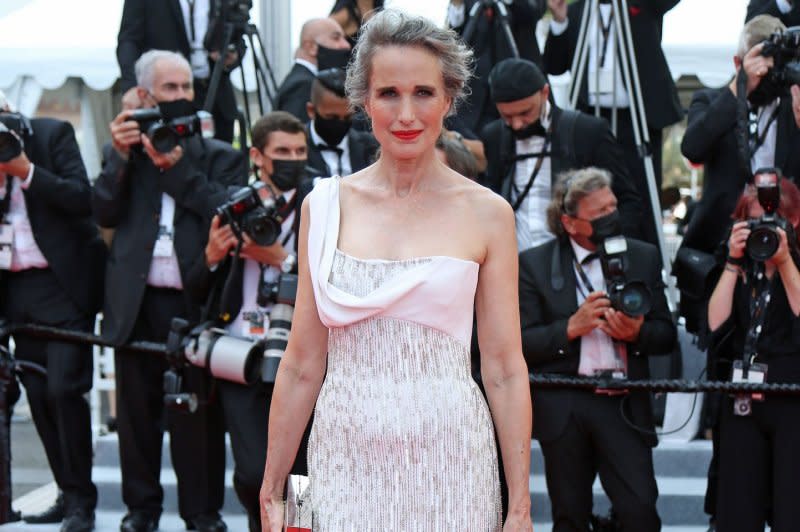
[572,252,599,299]
[597,6,613,69]
[0,177,11,222]
[511,136,550,212]
[742,265,772,369]
[749,104,780,154]
[187,0,197,43]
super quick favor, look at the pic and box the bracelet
[726,255,745,266]
[724,264,742,275]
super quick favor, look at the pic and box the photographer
[93,50,246,532]
[480,58,643,252]
[0,97,104,532]
[706,176,800,531]
[185,111,312,532]
[305,68,378,178]
[117,0,246,143]
[519,167,675,532]
[447,0,545,132]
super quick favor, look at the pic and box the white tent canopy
[0,0,746,176]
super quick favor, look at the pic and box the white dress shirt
[551,5,631,109]
[179,0,211,80]
[512,102,555,251]
[146,193,183,289]
[228,191,297,339]
[0,165,49,271]
[310,122,352,177]
[570,239,626,376]
[751,99,779,173]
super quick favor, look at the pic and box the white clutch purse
[285,474,313,531]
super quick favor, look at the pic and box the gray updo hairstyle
[345,9,473,116]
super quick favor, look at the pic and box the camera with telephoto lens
[746,167,797,261]
[0,112,33,163]
[260,273,298,383]
[599,235,653,317]
[761,27,800,89]
[130,107,214,154]
[167,317,265,389]
[216,182,287,246]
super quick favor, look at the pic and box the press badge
[153,225,174,258]
[0,223,13,270]
[732,360,768,407]
[241,310,267,339]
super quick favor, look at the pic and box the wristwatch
[281,252,297,274]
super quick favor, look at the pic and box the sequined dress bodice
[305,178,502,530]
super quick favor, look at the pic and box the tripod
[460,0,520,61]
[203,5,280,140]
[566,0,674,308]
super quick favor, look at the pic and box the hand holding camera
[239,235,288,269]
[599,307,643,343]
[141,132,183,171]
[110,110,143,158]
[0,116,32,178]
[739,42,775,96]
[567,291,611,340]
[205,215,239,267]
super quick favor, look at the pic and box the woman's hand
[259,491,284,532]
[727,220,750,260]
[768,226,792,268]
[503,511,533,532]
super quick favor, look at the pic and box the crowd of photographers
[1,0,800,531]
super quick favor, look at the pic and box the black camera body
[599,236,652,317]
[0,112,32,163]
[130,108,214,153]
[260,273,298,383]
[745,167,797,261]
[761,27,800,89]
[216,183,287,246]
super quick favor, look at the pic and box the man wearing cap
[480,57,643,252]
[304,68,378,179]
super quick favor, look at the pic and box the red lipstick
[392,130,423,141]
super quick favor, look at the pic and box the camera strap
[748,104,780,155]
[511,136,551,212]
[572,254,598,298]
[0,178,11,221]
[742,266,772,370]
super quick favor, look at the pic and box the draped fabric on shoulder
[306,176,480,346]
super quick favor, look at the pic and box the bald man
[274,17,351,121]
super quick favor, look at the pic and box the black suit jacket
[480,106,644,239]
[306,128,378,177]
[0,119,105,317]
[519,236,675,447]
[117,0,240,120]
[451,0,545,133]
[680,87,800,254]
[275,63,317,123]
[92,136,246,345]
[543,0,683,131]
[746,0,800,25]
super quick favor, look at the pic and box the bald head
[297,17,350,63]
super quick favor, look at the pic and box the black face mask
[270,159,307,192]
[588,210,622,246]
[314,114,351,147]
[317,44,351,71]
[157,98,197,120]
[508,121,546,140]
[748,76,783,108]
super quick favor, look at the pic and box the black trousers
[4,268,96,513]
[596,107,664,251]
[218,380,270,532]
[716,395,800,531]
[539,391,660,532]
[114,287,226,522]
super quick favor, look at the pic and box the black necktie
[581,252,599,265]
[317,144,343,175]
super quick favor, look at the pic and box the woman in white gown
[260,9,532,531]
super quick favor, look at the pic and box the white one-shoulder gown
[306,177,501,531]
